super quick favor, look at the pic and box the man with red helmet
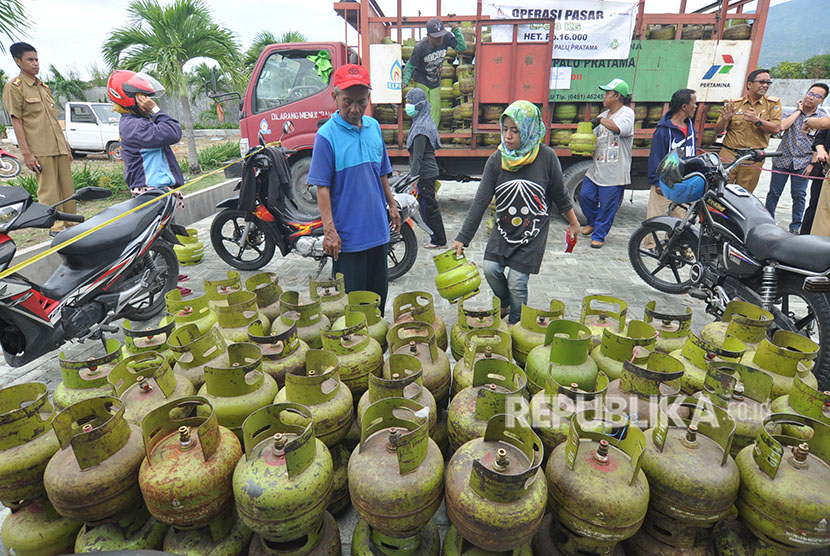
[108,70,184,204]
[3,42,76,235]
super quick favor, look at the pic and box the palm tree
[243,30,307,76]
[187,61,231,103]
[276,30,308,44]
[0,0,31,52]
[102,0,242,174]
[45,65,88,106]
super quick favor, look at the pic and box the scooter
[210,121,431,280]
[0,148,21,179]
[0,185,182,367]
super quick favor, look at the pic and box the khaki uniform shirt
[2,73,68,156]
[717,94,782,151]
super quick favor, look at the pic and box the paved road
[5,140,827,554]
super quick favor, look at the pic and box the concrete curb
[12,178,238,281]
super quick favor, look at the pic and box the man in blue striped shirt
[308,64,401,314]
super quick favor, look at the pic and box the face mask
[405,103,418,117]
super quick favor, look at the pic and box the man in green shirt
[402,17,466,126]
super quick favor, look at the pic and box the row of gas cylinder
[1,265,829,555]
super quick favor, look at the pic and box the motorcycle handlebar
[56,212,84,223]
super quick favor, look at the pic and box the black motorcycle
[629,148,830,389]
[0,185,181,367]
[210,122,430,280]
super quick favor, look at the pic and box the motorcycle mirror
[72,186,112,201]
[257,130,266,147]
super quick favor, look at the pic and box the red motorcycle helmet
[107,70,165,110]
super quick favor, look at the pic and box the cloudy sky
[5,0,782,80]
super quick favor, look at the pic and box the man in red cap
[307,64,401,314]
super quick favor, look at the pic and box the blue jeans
[482,260,529,324]
[765,163,809,233]
[578,177,625,242]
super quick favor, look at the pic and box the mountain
[758,0,829,68]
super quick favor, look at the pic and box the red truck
[238,0,770,219]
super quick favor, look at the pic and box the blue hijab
[405,88,441,150]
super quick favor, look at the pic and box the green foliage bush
[197,142,240,170]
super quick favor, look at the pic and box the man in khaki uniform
[714,68,782,193]
[3,42,75,234]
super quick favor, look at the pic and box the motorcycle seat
[746,223,830,273]
[51,191,165,267]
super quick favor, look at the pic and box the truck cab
[64,102,122,160]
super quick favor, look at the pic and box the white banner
[686,40,753,102]
[369,44,403,104]
[483,0,638,60]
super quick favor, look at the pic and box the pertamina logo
[388,59,403,90]
[702,54,734,80]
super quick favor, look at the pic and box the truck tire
[289,157,319,217]
[562,160,592,225]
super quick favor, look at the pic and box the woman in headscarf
[451,100,580,324]
[406,87,446,248]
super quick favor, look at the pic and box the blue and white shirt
[308,112,392,253]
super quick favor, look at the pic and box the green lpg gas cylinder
[197,343,278,442]
[248,321,309,388]
[165,289,218,335]
[0,383,59,507]
[174,227,205,265]
[568,122,597,155]
[446,524,533,556]
[332,291,390,352]
[701,300,773,351]
[274,349,353,447]
[639,396,740,549]
[249,510,340,556]
[352,516,439,556]
[448,358,527,451]
[711,516,787,556]
[742,330,819,398]
[74,504,167,552]
[511,300,565,367]
[205,271,243,311]
[553,103,577,123]
[734,414,830,553]
[445,414,546,552]
[55,339,122,409]
[580,295,628,348]
[591,320,657,381]
[769,374,830,441]
[451,328,513,398]
[642,300,692,354]
[1,499,81,556]
[698,361,774,458]
[43,396,145,522]
[321,311,383,397]
[525,320,598,395]
[168,324,228,389]
[605,353,685,430]
[357,354,436,434]
[544,411,649,556]
[433,249,482,304]
[246,272,282,323]
[271,290,330,349]
[386,321,451,405]
[233,403,333,542]
[669,332,745,394]
[349,398,444,542]
[140,397,242,529]
[450,294,511,361]
[109,351,194,425]
[529,373,609,455]
[122,314,177,366]
[392,291,449,352]
[162,506,253,556]
[327,443,351,515]
[310,273,349,322]
[215,291,269,343]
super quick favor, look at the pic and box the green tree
[243,30,307,75]
[187,61,231,103]
[276,30,308,44]
[87,62,110,87]
[770,61,805,79]
[804,54,830,80]
[46,65,88,105]
[102,0,242,174]
[0,0,31,52]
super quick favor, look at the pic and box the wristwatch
[755,120,762,127]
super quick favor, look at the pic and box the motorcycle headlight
[0,202,24,232]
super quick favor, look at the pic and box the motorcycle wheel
[210,208,276,270]
[119,240,178,321]
[629,221,696,294]
[388,222,417,281]
[0,155,21,179]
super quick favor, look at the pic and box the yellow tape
[0,141,278,281]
